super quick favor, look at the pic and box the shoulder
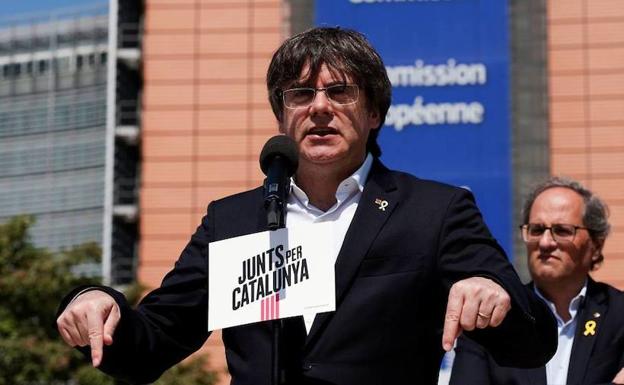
[590,279,624,295]
[373,160,473,200]
[196,187,265,241]
[209,186,263,211]
[590,279,624,308]
[603,281,624,304]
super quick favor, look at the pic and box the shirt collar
[290,153,373,211]
[534,278,588,326]
[348,152,373,193]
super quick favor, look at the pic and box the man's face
[527,187,600,286]
[278,64,380,174]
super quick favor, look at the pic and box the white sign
[208,223,335,331]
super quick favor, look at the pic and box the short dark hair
[522,176,611,270]
[266,27,392,157]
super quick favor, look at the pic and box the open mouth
[307,127,337,137]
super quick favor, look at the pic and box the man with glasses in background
[451,177,624,385]
[56,27,556,385]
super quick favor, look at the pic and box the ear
[368,110,381,131]
[591,252,600,263]
[591,239,605,261]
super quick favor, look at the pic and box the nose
[538,228,557,251]
[309,89,333,116]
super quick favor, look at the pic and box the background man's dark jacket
[450,278,624,385]
[59,160,557,385]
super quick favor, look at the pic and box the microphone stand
[266,183,286,385]
[272,288,285,385]
[260,137,298,385]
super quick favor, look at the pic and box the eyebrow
[287,82,310,89]
[288,80,348,89]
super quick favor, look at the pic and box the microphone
[259,135,299,230]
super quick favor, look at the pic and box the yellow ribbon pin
[583,320,597,336]
[374,198,388,211]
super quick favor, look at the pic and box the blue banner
[316,0,512,258]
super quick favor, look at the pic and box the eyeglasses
[282,84,359,109]
[519,223,591,243]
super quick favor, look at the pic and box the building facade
[1,0,622,383]
[0,5,109,258]
[546,0,624,288]
[0,1,141,285]
[140,1,624,383]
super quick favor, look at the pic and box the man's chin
[300,149,344,165]
[532,269,566,285]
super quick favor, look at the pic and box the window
[38,60,48,73]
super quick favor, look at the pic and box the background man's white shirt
[535,281,588,385]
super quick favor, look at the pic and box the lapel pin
[583,320,597,336]
[374,198,388,211]
[593,312,601,318]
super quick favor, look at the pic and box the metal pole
[102,0,118,285]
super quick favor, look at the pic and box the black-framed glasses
[519,223,591,243]
[282,84,359,109]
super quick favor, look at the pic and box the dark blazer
[450,279,624,385]
[59,160,556,385]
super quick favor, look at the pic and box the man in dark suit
[450,177,624,385]
[56,27,556,385]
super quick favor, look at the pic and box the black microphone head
[259,135,299,176]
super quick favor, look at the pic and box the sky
[0,0,106,19]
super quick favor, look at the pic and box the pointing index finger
[442,288,464,352]
[86,309,105,367]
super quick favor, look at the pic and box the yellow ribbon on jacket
[583,320,597,336]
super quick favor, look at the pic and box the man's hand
[613,367,624,384]
[56,290,120,367]
[442,277,511,351]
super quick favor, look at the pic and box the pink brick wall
[140,1,286,383]
[547,0,624,289]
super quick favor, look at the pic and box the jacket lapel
[305,160,399,345]
[523,283,547,385]
[567,279,606,384]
